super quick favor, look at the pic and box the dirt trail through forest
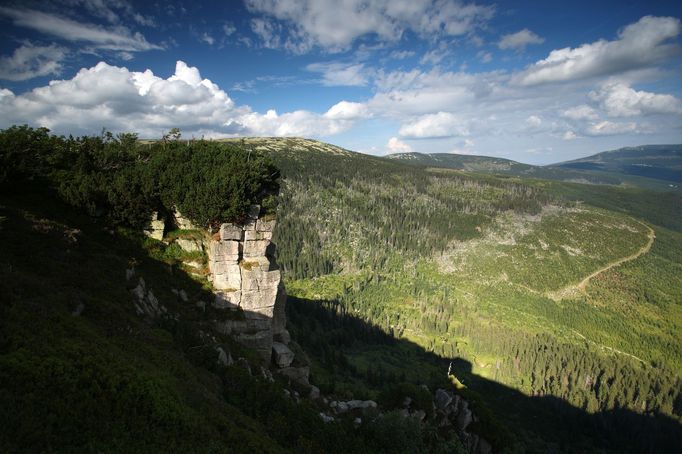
[547,221,655,301]
[576,222,655,292]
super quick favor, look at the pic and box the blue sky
[1,0,681,164]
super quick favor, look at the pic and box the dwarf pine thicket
[0,125,279,228]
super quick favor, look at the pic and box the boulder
[171,288,189,302]
[309,385,320,400]
[184,260,203,269]
[272,342,295,368]
[277,366,310,385]
[236,357,251,375]
[456,400,473,432]
[256,218,277,232]
[260,367,275,383]
[216,347,233,367]
[273,329,291,345]
[132,277,146,301]
[435,389,453,411]
[220,223,243,241]
[176,238,202,252]
[144,211,165,240]
[288,341,311,366]
[319,413,334,423]
[236,330,273,360]
[346,400,377,410]
[131,277,167,317]
[173,209,198,230]
[336,402,349,413]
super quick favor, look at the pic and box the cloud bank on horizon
[0,0,681,164]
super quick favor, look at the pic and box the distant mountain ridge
[386,152,533,174]
[386,144,682,190]
[553,144,682,183]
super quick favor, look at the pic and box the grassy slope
[0,191,290,453]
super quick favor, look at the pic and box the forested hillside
[2,129,680,452]
[0,128,469,453]
[388,145,682,192]
[231,137,682,451]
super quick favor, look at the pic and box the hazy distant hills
[387,144,682,191]
[554,144,682,183]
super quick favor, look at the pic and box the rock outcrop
[208,205,295,371]
[143,211,165,240]
[138,204,307,384]
[434,388,491,454]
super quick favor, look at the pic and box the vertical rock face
[143,212,165,240]
[208,205,289,361]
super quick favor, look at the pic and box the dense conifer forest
[240,137,682,451]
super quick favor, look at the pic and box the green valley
[243,137,682,451]
[2,130,681,453]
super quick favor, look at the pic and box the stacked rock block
[208,205,289,360]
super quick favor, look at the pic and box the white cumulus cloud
[513,16,680,86]
[399,112,470,138]
[386,136,413,154]
[561,105,599,121]
[0,60,361,138]
[525,115,542,127]
[589,82,682,117]
[324,101,369,120]
[498,29,544,50]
